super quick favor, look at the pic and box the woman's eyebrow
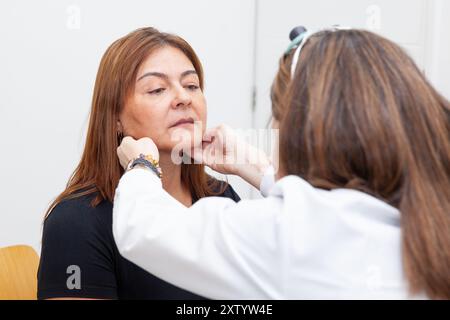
[180,70,198,80]
[137,72,168,82]
[137,70,198,82]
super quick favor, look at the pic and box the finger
[202,128,219,142]
[190,147,205,164]
[121,136,134,146]
[120,136,137,156]
[116,146,128,169]
[203,143,217,166]
[140,137,155,148]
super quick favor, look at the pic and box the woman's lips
[170,117,195,128]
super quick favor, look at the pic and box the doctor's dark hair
[45,27,224,217]
[279,29,450,299]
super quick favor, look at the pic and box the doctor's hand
[194,124,271,189]
[117,136,159,170]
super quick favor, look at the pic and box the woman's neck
[158,151,192,207]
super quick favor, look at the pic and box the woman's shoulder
[39,192,118,300]
[44,192,113,235]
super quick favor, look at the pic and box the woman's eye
[186,85,199,91]
[148,88,165,95]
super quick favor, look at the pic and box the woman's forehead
[138,46,195,78]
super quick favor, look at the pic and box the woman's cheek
[192,122,204,147]
[152,127,175,151]
[195,94,207,121]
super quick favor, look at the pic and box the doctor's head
[276,29,450,299]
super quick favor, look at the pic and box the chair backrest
[0,245,39,300]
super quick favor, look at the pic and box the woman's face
[119,46,207,154]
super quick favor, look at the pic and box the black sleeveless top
[37,181,240,300]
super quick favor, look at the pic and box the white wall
[1,0,449,254]
[253,0,450,129]
[424,0,450,98]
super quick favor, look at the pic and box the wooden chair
[0,245,39,300]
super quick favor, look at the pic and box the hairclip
[284,26,308,55]
[288,25,352,78]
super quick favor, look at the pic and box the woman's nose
[171,86,192,109]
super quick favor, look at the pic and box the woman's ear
[117,120,123,134]
[117,120,125,141]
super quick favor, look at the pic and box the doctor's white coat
[113,168,426,300]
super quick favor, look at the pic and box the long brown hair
[46,27,223,217]
[279,29,450,299]
[271,49,294,122]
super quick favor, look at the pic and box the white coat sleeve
[113,168,286,300]
[260,165,276,197]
